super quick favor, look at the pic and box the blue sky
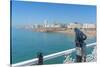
[11,1,96,26]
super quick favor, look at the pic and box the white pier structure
[12,42,96,67]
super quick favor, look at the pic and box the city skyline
[11,1,96,26]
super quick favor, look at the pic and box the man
[74,28,87,62]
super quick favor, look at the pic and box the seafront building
[42,20,66,28]
[67,23,96,29]
[22,21,96,31]
[67,22,82,29]
[82,24,96,29]
[33,23,96,29]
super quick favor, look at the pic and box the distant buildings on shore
[19,20,96,30]
[31,20,96,29]
[82,24,96,29]
[32,20,67,29]
[67,22,96,29]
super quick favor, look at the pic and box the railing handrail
[12,42,96,67]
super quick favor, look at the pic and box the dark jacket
[74,28,87,43]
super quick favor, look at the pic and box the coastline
[55,29,96,37]
[18,27,96,37]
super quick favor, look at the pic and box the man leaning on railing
[74,28,87,62]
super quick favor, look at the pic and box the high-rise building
[44,20,48,27]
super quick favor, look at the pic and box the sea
[11,28,96,64]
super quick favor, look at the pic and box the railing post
[37,52,43,65]
[74,28,87,62]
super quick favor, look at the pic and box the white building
[43,20,63,28]
[34,24,39,28]
[82,24,96,29]
[44,20,48,27]
[67,23,82,29]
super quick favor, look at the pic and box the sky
[11,1,96,26]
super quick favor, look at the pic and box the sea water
[11,28,96,64]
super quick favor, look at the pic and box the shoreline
[55,29,96,37]
[18,27,96,37]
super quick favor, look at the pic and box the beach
[20,26,96,37]
[55,29,96,37]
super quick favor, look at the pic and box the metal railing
[12,42,96,67]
